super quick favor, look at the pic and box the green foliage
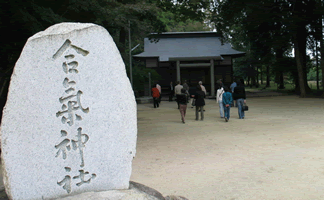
[157,11,211,32]
[132,61,161,93]
[212,0,323,94]
[307,61,322,81]
[158,0,212,22]
[0,0,212,100]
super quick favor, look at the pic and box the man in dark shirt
[233,81,246,119]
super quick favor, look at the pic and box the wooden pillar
[210,59,215,97]
[176,60,180,83]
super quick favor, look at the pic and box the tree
[0,0,212,107]
[158,11,212,32]
[212,0,322,97]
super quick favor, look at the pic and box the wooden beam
[179,63,211,67]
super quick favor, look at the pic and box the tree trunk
[316,42,319,90]
[320,14,324,91]
[0,79,8,99]
[275,48,285,89]
[256,66,259,86]
[260,66,263,85]
[279,72,284,89]
[251,75,256,88]
[291,0,312,97]
[119,28,127,60]
[292,70,299,93]
[293,31,307,97]
[266,65,270,87]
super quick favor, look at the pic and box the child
[222,86,233,122]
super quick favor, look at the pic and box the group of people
[173,81,206,123]
[152,79,247,123]
[216,80,246,122]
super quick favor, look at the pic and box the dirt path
[131,96,324,200]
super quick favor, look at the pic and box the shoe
[225,117,228,122]
[242,117,244,119]
[201,119,204,121]
[183,121,185,124]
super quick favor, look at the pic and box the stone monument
[0,23,137,199]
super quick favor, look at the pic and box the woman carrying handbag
[233,81,247,119]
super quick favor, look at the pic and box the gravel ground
[131,96,324,200]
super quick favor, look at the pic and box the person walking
[183,80,189,93]
[233,81,246,119]
[198,81,206,111]
[174,81,183,109]
[216,86,225,118]
[222,86,233,122]
[169,81,174,102]
[194,85,205,121]
[177,88,188,124]
[189,86,196,108]
[151,85,160,108]
[156,83,162,104]
[230,80,237,107]
[183,80,190,102]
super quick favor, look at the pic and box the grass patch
[244,81,324,97]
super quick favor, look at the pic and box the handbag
[242,103,248,111]
[192,99,196,106]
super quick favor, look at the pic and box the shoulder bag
[242,103,248,111]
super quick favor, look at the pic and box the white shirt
[200,85,206,95]
[174,84,183,95]
[216,87,224,103]
[156,84,161,94]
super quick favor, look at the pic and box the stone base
[136,97,153,104]
[54,181,188,200]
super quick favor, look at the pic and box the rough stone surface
[56,181,165,200]
[164,195,189,200]
[0,23,137,200]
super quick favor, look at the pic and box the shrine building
[133,32,245,97]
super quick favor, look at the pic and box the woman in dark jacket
[194,85,205,121]
[233,81,246,119]
[177,88,188,124]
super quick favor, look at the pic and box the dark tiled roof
[133,32,245,61]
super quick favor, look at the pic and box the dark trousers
[169,91,174,101]
[179,104,187,122]
[176,95,180,109]
[153,97,159,108]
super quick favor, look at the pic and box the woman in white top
[216,87,225,118]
